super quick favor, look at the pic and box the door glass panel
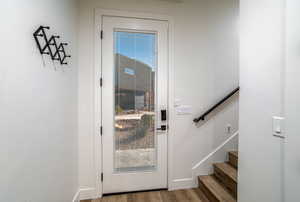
[114,31,157,172]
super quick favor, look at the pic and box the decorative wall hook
[33,25,71,65]
[57,43,71,65]
[48,35,62,62]
[33,26,51,56]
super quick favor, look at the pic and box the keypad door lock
[157,109,167,131]
[161,109,167,121]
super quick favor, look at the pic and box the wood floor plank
[101,195,120,202]
[160,190,178,202]
[173,189,207,202]
[192,189,210,202]
[81,189,210,202]
[185,189,207,202]
[145,191,163,202]
[126,191,162,202]
[125,193,135,202]
[173,189,187,201]
[107,194,128,202]
[126,192,145,202]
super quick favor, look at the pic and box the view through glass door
[101,16,168,194]
[114,31,157,173]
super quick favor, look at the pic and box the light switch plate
[175,105,192,115]
[174,98,181,107]
[272,116,285,138]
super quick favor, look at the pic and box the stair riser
[229,153,238,168]
[198,178,219,202]
[214,166,237,198]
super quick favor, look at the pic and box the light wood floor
[81,189,210,202]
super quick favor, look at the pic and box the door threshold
[103,188,168,196]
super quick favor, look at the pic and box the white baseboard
[169,178,196,191]
[72,189,80,202]
[79,187,97,200]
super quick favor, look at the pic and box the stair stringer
[191,131,239,186]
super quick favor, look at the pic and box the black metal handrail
[193,87,240,123]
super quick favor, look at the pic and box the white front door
[101,16,169,194]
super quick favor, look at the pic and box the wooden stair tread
[229,151,238,159]
[228,151,238,169]
[214,163,237,183]
[199,176,236,202]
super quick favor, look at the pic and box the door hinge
[100,78,103,87]
[100,126,103,136]
[101,173,103,182]
[100,30,103,39]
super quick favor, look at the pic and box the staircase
[198,151,238,202]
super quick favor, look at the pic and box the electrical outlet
[226,124,232,134]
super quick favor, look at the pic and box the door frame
[94,8,175,198]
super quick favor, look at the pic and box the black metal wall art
[33,26,71,65]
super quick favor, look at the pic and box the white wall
[283,1,300,201]
[78,0,239,196]
[239,0,285,201]
[0,1,79,202]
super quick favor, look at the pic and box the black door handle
[157,125,167,131]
